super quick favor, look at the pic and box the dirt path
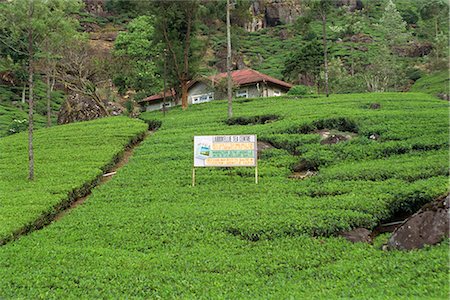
[54,131,150,221]
[0,130,152,246]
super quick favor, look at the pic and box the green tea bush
[7,118,28,135]
[0,92,447,298]
[0,116,147,242]
[0,104,46,137]
[143,119,162,130]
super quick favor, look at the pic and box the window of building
[236,89,248,98]
[273,89,281,96]
[192,93,214,104]
[161,102,171,109]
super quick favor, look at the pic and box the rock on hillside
[387,194,449,250]
[83,0,107,16]
[245,0,303,31]
[245,0,364,32]
[57,93,124,125]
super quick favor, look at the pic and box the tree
[226,0,233,119]
[39,15,79,127]
[312,0,332,97]
[0,0,82,180]
[113,16,161,99]
[55,36,110,116]
[361,46,405,92]
[149,1,201,110]
[283,40,324,93]
[378,0,411,47]
[294,0,332,96]
[418,0,449,69]
[419,0,449,38]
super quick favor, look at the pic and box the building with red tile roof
[140,69,292,111]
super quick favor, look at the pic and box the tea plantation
[0,93,448,298]
[0,104,47,137]
[0,117,147,244]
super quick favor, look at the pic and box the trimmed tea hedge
[0,93,447,298]
[0,116,147,243]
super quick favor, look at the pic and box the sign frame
[192,134,258,186]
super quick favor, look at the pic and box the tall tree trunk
[350,46,355,76]
[181,78,188,110]
[163,49,167,116]
[181,8,193,111]
[322,13,329,97]
[27,26,34,180]
[21,84,26,111]
[226,0,233,119]
[435,17,438,38]
[46,75,51,127]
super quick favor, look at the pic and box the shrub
[288,85,312,96]
[144,119,162,130]
[7,118,28,135]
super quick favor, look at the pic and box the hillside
[75,0,448,98]
[0,93,448,298]
[0,0,447,124]
[0,105,47,138]
[410,70,449,99]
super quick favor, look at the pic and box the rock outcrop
[83,0,107,16]
[57,93,124,125]
[245,0,303,32]
[387,194,449,250]
[339,228,372,243]
[244,0,363,32]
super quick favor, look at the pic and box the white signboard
[194,135,257,167]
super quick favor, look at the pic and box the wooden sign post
[193,135,258,186]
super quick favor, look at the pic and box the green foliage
[146,0,202,97]
[362,46,407,92]
[0,116,147,242]
[113,15,162,98]
[105,0,137,16]
[0,92,448,297]
[6,118,28,135]
[378,0,411,46]
[143,118,162,131]
[0,104,46,137]
[0,0,82,117]
[287,85,313,95]
[283,39,324,86]
[410,70,449,97]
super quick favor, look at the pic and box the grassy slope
[0,104,47,137]
[0,93,448,298]
[410,70,449,97]
[0,116,147,242]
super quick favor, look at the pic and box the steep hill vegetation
[411,70,449,98]
[0,0,447,134]
[0,105,46,137]
[0,93,447,298]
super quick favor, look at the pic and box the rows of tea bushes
[0,104,46,137]
[0,116,147,243]
[0,93,447,298]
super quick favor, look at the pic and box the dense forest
[0,0,448,136]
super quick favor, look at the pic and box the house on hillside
[139,69,292,111]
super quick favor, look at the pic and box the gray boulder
[387,195,449,250]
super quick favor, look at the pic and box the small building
[139,69,292,111]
